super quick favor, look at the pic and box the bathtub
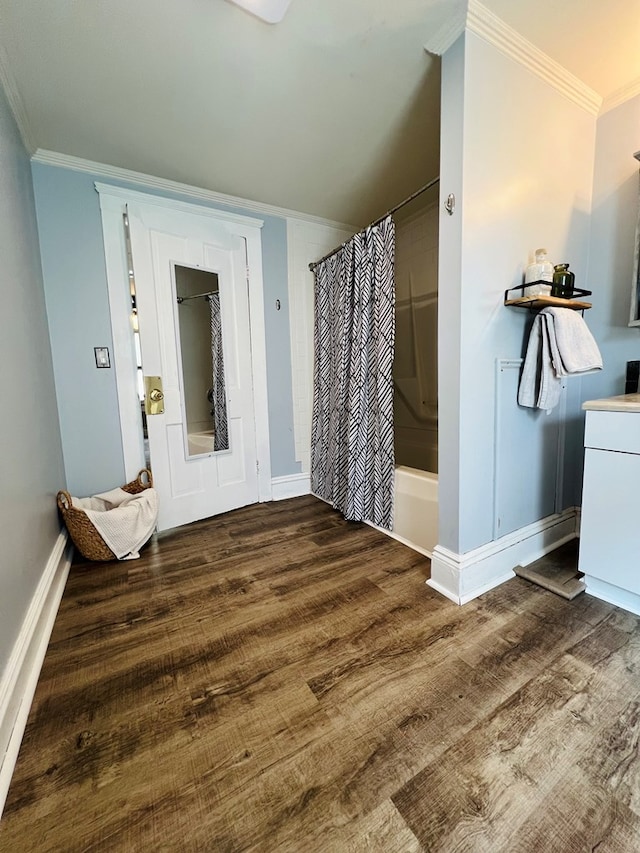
[392,466,438,556]
[187,429,215,455]
[369,466,438,557]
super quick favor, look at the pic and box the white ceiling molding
[31,149,358,233]
[0,40,36,153]
[423,4,466,56]
[425,0,602,117]
[600,77,640,117]
[466,0,601,116]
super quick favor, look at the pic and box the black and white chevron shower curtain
[311,215,395,530]
[208,292,229,452]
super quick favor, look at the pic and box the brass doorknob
[144,375,165,415]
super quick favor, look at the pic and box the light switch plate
[94,347,111,368]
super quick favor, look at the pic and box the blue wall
[32,163,300,496]
[0,85,65,681]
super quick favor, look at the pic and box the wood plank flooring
[2,496,640,851]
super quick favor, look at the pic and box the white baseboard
[584,576,640,617]
[428,508,578,605]
[0,531,72,817]
[271,473,311,501]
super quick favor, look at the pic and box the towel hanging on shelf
[518,307,603,412]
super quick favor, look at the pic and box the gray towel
[518,308,602,412]
[518,313,562,411]
[542,307,603,375]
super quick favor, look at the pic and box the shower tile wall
[394,204,438,473]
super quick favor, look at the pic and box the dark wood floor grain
[2,496,640,852]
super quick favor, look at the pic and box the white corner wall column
[0,532,73,816]
[428,1,597,606]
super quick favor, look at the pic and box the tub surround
[578,394,640,615]
[388,467,438,557]
[349,467,439,559]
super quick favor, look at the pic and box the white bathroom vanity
[579,393,640,614]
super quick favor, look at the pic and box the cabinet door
[579,448,640,594]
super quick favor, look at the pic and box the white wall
[438,32,597,556]
[0,84,65,681]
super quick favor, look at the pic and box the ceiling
[485,0,640,99]
[0,0,638,226]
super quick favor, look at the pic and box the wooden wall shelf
[505,294,592,311]
[504,281,592,311]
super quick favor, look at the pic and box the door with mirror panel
[127,200,259,531]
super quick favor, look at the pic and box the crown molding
[466,0,601,116]
[0,42,37,153]
[31,149,358,233]
[600,77,640,117]
[423,3,466,56]
[425,0,602,117]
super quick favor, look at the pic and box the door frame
[96,182,273,503]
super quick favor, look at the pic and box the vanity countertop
[582,393,640,413]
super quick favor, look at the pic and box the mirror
[629,152,640,327]
[174,264,229,456]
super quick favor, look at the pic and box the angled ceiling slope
[0,0,639,225]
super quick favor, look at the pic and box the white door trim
[95,182,266,229]
[96,183,273,504]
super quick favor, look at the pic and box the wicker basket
[57,469,154,562]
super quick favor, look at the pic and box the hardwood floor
[2,496,640,852]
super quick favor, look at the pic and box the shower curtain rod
[308,175,440,272]
[177,291,217,304]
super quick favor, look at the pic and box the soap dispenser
[524,248,553,296]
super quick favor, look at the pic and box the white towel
[518,308,602,412]
[72,487,158,560]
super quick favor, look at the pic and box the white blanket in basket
[72,487,158,560]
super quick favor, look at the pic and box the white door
[127,200,259,531]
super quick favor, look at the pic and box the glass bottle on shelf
[551,263,575,298]
[524,248,553,297]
